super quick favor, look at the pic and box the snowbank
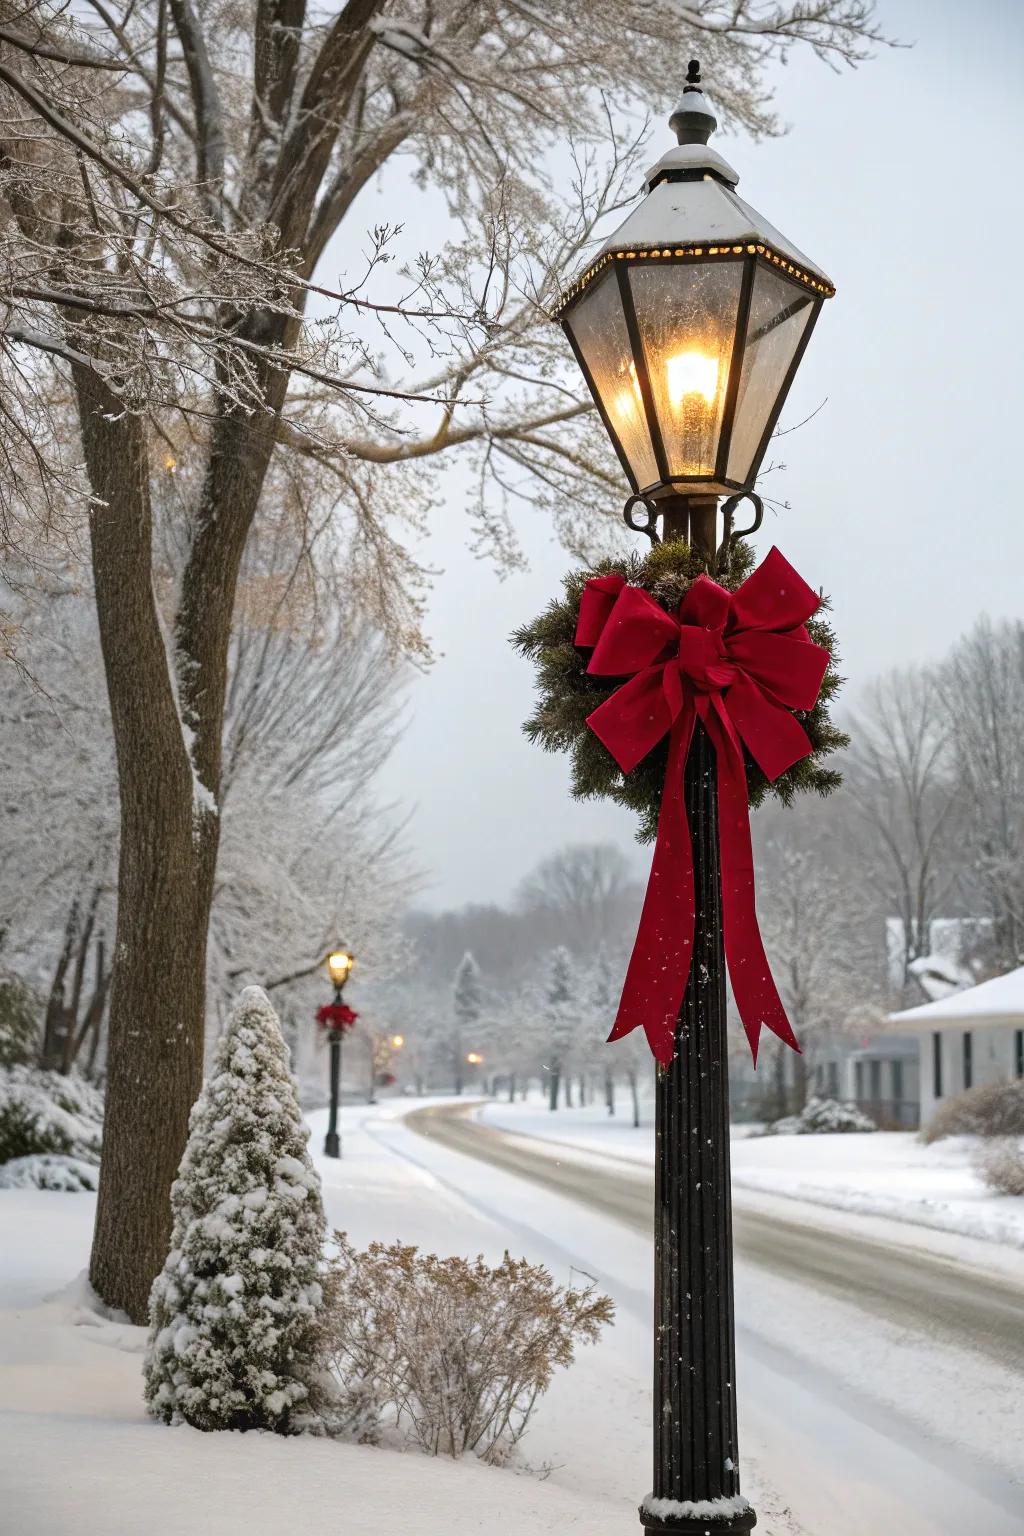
[479,1097,1024,1249]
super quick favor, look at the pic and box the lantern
[555,63,834,512]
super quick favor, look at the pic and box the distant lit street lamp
[554,63,834,1534]
[320,948,355,1159]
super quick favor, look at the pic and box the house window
[869,1060,882,1101]
[933,1033,943,1099]
[963,1031,973,1091]
[1016,1029,1023,1079]
[892,1059,904,1103]
[827,1061,840,1098]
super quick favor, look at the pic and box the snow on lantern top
[555,62,835,502]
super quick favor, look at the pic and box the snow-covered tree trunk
[145,987,327,1433]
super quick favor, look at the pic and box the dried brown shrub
[976,1139,1024,1197]
[921,1079,1024,1144]
[320,1234,613,1461]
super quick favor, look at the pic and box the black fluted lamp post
[553,63,834,1535]
[323,947,355,1158]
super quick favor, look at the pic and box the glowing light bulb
[665,350,719,406]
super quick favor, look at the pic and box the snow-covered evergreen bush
[758,1096,877,1136]
[0,1153,99,1191]
[0,972,41,1065]
[145,986,328,1433]
[0,1065,103,1166]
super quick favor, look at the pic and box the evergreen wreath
[513,538,848,844]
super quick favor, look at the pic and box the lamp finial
[669,61,717,146]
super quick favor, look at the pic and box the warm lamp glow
[611,347,721,437]
[466,1051,484,1066]
[327,949,354,986]
[666,349,719,406]
[391,1034,405,1050]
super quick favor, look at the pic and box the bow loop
[727,545,820,634]
[574,573,626,649]
[586,585,679,677]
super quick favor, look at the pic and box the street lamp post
[324,948,355,1158]
[553,64,834,1534]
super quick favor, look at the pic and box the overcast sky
[364,0,1024,910]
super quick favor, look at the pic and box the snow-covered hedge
[0,1065,103,1174]
[145,987,328,1434]
[322,1235,614,1462]
[757,1096,877,1137]
[922,1079,1024,1144]
[0,1154,99,1191]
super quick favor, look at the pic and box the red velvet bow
[576,547,830,1066]
[317,1002,358,1032]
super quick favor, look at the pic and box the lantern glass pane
[628,261,743,479]
[564,269,659,489]
[727,266,814,485]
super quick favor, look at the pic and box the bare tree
[516,842,640,955]
[0,0,886,1317]
[940,618,1024,970]
[757,841,871,1112]
[845,668,958,998]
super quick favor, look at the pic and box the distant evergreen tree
[546,947,576,1112]
[452,952,483,1095]
[144,987,327,1432]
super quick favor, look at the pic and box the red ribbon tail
[607,708,696,1065]
[707,703,801,1065]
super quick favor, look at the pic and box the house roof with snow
[889,964,1024,1030]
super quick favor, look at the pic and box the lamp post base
[640,1506,757,1535]
[324,1131,340,1158]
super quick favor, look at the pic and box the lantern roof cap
[645,141,740,189]
[594,176,833,290]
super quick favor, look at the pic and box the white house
[889,965,1024,1128]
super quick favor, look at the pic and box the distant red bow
[317,1002,358,1032]
[576,547,829,1065]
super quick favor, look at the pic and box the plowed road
[405,1099,1024,1375]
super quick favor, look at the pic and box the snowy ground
[0,1098,690,1536]
[2,1097,1024,1535]
[479,1095,1024,1249]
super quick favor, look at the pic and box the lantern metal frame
[556,246,826,506]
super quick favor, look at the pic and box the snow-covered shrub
[0,1065,103,1165]
[322,1235,614,1462]
[0,1153,99,1191]
[757,1096,877,1137]
[144,986,328,1433]
[976,1139,1024,1197]
[0,973,41,1065]
[922,1079,1024,1144]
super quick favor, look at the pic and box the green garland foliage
[512,539,848,845]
